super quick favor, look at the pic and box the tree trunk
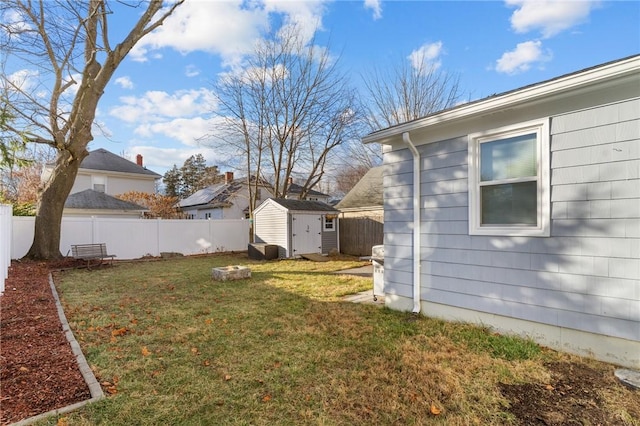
[24,150,85,260]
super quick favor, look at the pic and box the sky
[6,0,640,178]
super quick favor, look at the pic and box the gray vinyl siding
[254,203,289,258]
[321,222,338,253]
[383,98,640,342]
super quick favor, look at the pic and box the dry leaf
[224,374,232,381]
[191,347,200,355]
[141,346,151,356]
[430,403,442,415]
[56,417,69,426]
[203,360,211,366]
[545,384,554,391]
[19,366,29,372]
[111,327,128,337]
[262,394,272,402]
[205,319,212,325]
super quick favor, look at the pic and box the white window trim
[92,175,107,193]
[468,118,550,237]
[324,216,335,231]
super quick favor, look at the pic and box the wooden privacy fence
[339,217,383,256]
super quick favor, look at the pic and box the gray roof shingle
[80,148,161,177]
[65,189,147,211]
[335,166,383,210]
[270,198,338,212]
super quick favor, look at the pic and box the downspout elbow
[402,132,421,314]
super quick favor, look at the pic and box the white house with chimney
[42,148,161,217]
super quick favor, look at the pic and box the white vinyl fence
[12,217,250,260]
[1,205,12,293]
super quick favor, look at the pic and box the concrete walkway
[333,265,384,305]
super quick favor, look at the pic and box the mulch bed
[1,259,639,425]
[1,260,91,425]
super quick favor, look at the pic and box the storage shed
[253,198,339,258]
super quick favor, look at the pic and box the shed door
[292,214,321,255]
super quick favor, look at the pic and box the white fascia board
[362,56,640,145]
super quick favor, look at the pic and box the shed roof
[65,189,147,211]
[80,148,161,177]
[336,166,383,210]
[268,198,338,212]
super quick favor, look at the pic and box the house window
[92,175,106,193]
[324,215,335,231]
[204,213,211,219]
[468,119,550,236]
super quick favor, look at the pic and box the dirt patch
[500,361,640,425]
[1,260,91,425]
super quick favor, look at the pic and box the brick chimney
[136,154,143,166]
[225,171,234,184]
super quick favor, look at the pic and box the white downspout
[402,132,421,314]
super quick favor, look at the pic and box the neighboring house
[362,55,640,368]
[64,189,147,218]
[336,166,384,219]
[253,198,339,258]
[284,178,331,203]
[42,148,161,217]
[335,166,384,256]
[177,172,273,220]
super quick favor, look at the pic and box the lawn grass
[36,254,611,424]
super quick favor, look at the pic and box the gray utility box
[248,243,279,260]
[371,245,384,300]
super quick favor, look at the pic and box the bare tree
[209,26,361,212]
[0,0,183,259]
[362,51,462,131]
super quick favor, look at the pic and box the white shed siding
[254,202,289,258]
[383,98,640,344]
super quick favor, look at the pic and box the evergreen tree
[180,154,207,196]
[163,164,182,197]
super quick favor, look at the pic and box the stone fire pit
[211,265,251,281]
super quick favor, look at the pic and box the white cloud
[134,116,220,147]
[130,1,329,67]
[115,76,134,89]
[495,40,552,74]
[364,0,382,20]
[408,41,443,72]
[131,1,267,66]
[4,69,39,92]
[185,65,200,78]
[109,88,217,123]
[1,9,32,35]
[506,0,599,38]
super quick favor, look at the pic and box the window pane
[481,182,537,225]
[480,133,536,181]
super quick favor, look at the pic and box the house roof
[177,180,244,209]
[80,148,161,178]
[363,54,640,145]
[335,166,383,210]
[268,198,338,212]
[287,182,329,198]
[65,189,147,211]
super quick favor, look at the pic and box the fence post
[1,204,13,294]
